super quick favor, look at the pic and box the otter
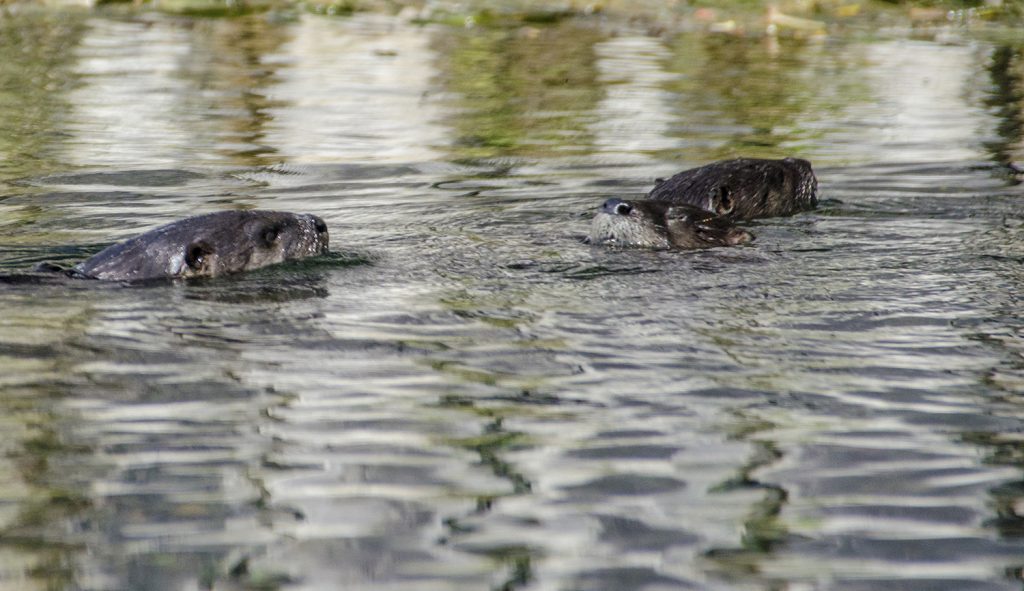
[589,197,753,250]
[648,157,817,220]
[55,210,329,282]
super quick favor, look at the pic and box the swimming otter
[589,197,753,250]
[65,210,329,281]
[648,157,817,220]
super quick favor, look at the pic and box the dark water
[3,6,1024,591]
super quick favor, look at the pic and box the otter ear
[260,225,280,247]
[185,240,214,271]
[712,186,734,216]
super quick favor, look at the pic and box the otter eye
[261,226,280,247]
[313,219,328,234]
[614,202,632,216]
[185,241,213,270]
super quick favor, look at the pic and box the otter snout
[302,213,331,255]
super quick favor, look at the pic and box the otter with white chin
[588,198,753,250]
[58,210,329,282]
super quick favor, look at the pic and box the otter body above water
[588,157,817,250]
[589,198,753,250]
[648,157,818,220]
[67,210,329,281]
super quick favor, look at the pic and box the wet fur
[71,210,329,281]
[648,157,817,220]
[589,199,753,250]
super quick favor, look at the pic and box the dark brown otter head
[648,157,818,220]
[74,210,330,281]
[589,198,753,250]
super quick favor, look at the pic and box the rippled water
[3,7,1024,591]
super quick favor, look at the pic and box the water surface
[2,8,1024,591]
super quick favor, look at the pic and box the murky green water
[3,6,1024,590]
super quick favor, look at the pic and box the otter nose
[601,198,632,216]
[311,215,328,236]
[304,214,330,253]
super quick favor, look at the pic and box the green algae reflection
[432,19,606,160]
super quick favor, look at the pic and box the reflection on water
[985,44,1024,170]
[591,35,678,161]
[267,15,446,163]
[0,9,88,181]
[662,34,853,161]
[433,18,604,160]
[68,18,194,168]
[834,40,995,164]
[2,8,1024,591]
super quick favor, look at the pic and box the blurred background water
[3,4,1024,590]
